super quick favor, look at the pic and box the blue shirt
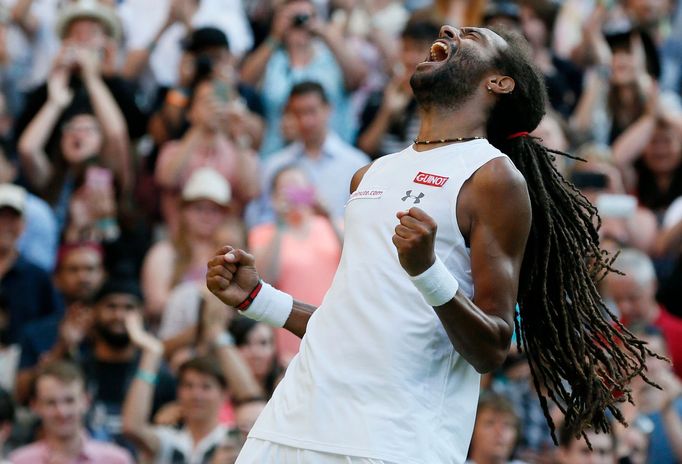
[0,255,63,344]
[17,193,58,272]
[247,131,370,227]
[260,41,355,157]
[646,397,682,464]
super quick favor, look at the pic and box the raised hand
[125,312,163,355]
[58,303,92,350]
[392,207,437,276]
[47,67,74,109]
[201,287,232,344]
[206,246,260,307]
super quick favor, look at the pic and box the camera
[292,13,310,28]
[194,54,214,81]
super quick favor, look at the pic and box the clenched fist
[392,207,437,276]
[206,246,260,307]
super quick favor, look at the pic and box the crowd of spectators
[0,0,680,462]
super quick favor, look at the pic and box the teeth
[430,42,449,61]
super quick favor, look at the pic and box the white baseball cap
[181,168,232,206]
[0,184,27,215]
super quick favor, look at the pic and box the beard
[410,46,491,111]
[94,322,131,349]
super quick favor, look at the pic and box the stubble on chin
[410,52,489,112]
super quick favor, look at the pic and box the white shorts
[236,438,395,464]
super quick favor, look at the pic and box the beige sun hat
[55,0,122,41]
[181,168,232,206]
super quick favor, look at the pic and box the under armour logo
[402,190,425,204]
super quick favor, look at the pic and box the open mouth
[429,41,450,62]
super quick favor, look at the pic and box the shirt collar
[296,131,341,160]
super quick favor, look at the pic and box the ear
[486,75,515,95]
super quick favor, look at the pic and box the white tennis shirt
[249,140,509,463]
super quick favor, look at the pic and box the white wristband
[409,256,459,307]
[240,282,293,328]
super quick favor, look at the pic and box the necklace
[413,136,486,145]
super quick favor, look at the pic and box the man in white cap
[0,184,62,344]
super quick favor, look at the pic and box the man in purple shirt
[9,361,133,464]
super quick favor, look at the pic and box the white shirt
[158,281,203,340]
[2,0,61,90]
[154,424,227,464]
[119,0,253,87]
[249,140,508,463]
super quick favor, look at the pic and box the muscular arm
[395,158,530,373]
[441,159,530,372]
[444,158,531,372]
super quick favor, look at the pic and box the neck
[45,430,83,458]
[284,210,312,228]
[647,302,661,322]
[656,173,673,193]
[94,340,136,362]
[303,132,327,158]
[0,247,17,277]
[469,451,506,464]
[188,417,220,445]
[414,102,487,151]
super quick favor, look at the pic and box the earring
[486,85,492,93]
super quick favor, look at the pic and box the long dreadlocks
[486,28,659,442]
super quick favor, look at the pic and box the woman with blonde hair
[142,168,231,328]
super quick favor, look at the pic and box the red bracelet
[236,280,264,311]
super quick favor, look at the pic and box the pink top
[9,437,133,464]
[249,216,342,363]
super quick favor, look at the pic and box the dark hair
[94,278,143,304]
[289,81,328,105]
[518,0,558,35]
[0,387,15,424]
[55,241,104,271]
[184,27,230,53]
[486,27,658,444]
[178,356,227,390]
[230,316,281,397]
[558,418,615,450]
[401,19,441,42]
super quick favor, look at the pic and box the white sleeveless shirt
[249,140,508,464]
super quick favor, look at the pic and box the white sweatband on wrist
[409,256,459,307]
[240,282,293,328]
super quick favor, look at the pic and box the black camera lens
[292,13,310,27]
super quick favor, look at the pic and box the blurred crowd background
[0,0,680,462]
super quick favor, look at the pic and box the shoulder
[459,154,531,244]
[9,442,44,461]
[22,313,60,335]
[13,255,51,280]
[264,145,300,171]
[84,440,134,462]
[467,155,529,206]
[328,133,370,164]
[144,240,176,266]
[350,162,376,193]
